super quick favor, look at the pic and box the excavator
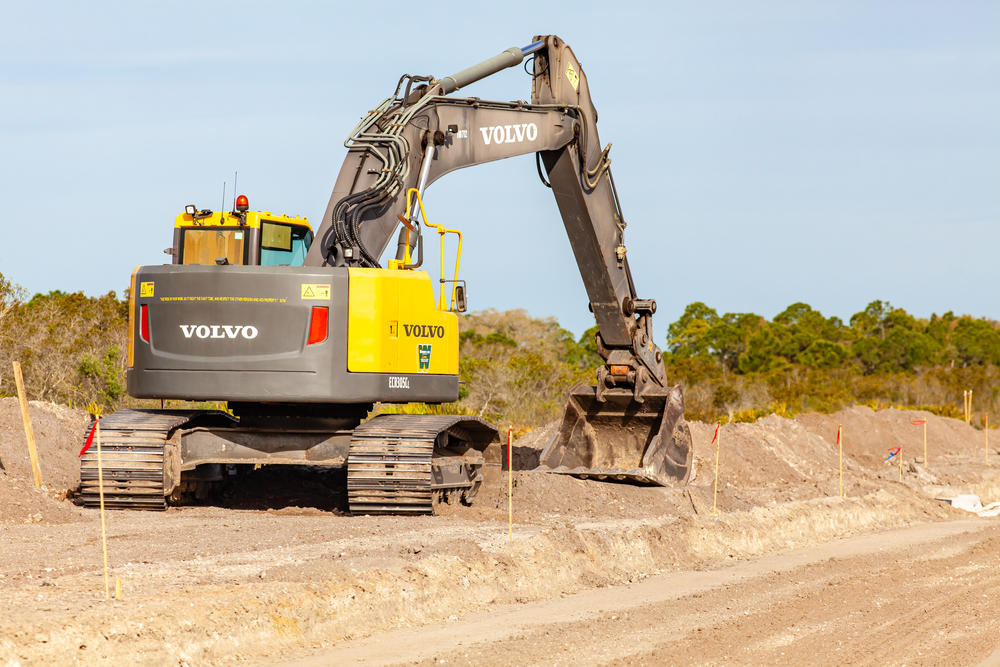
[79,35,693,515]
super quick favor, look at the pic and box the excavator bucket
[536,383,692,486]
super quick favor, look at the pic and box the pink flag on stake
[78,419,99,458]
[911,420,926,426]
[711,421,720,445]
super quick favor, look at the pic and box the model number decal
[403,325,445,338]
[388,376,410,389]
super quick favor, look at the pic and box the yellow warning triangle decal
[303,287,314,297]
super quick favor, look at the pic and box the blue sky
[1,1,997,339]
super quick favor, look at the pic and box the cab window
[260,222,312,266]
[181,228,246,265]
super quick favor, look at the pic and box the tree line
[0,274,126,412]
[1,268,995,428]
[666,301,1000,423]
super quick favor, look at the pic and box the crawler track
[80,411,192,510]
[79,410,232,511]
[346,414,498,515]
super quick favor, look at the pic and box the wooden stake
[986,413,990,466]
[96,421,110,600]
[711,422,721,516]
[12,362,42,489]
[837,425,844,498]
[507,425,513,542]
[899,442,903,483]
[923,420,927,469]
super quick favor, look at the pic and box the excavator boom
[306,35,693,487]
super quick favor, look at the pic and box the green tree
[702,312,763,371]
[851,300,892,339]
[78,344,127,409]
[951,318,1000,367]
[797,339,849,369]
[738,324,793,373]
[666,302,719,359]
[0,289,128,406]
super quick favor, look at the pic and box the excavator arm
[305,35,692,486]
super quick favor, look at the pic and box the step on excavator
[79,35,693,515]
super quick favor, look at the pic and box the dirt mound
[0,398,88,525]
[449,406,998,523]
[506,421,558,470]
[796,405,987,464]
[503,406,996,517]
[677,406,998,512]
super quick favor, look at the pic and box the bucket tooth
[536,383,692,487]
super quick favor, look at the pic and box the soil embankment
[0,397,88,525]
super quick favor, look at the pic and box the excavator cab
[170,198,313,267]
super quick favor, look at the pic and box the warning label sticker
[140,282,154,297]
[565,63,580,91]
[160,296,286,303]
[301,284,331,300]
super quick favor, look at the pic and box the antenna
[221,181,226,214]
[232,171,238,212]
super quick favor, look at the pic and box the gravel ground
[0,402,997,665]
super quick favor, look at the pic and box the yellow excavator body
[347,268,459,376]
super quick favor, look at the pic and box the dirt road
[267,519,1000,667]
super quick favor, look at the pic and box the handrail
[401,188,463,311]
